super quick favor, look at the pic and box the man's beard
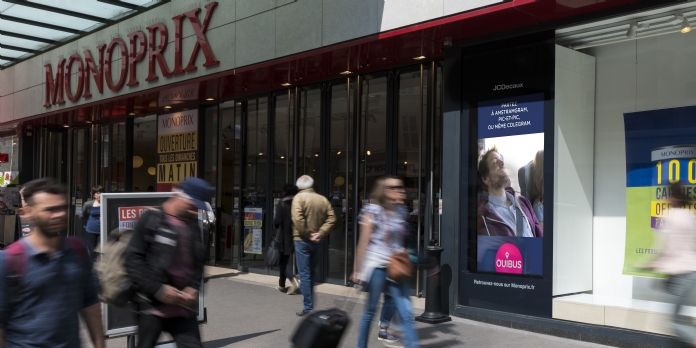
[490,173,511,190]
[33,218,64,238]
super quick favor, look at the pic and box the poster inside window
[475,93,544,276]
[623,105,696,277]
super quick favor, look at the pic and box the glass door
[242,97,270,272]
[326,80,355,284]
[219,101,244,267]
[68,126,94,239]
[396,67,429,294]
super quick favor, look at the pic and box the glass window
[132,115,157,192]
[0,135,19,187]
[243,97,269,269]
[102,121,127,192]
[273,91,296,194]
[203,105,219,205]
[298,87,322,186]
[219,101,243,265]
[327,81,355,283]
[359,76,388,203]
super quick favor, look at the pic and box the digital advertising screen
[475,93,545,276]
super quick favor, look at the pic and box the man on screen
[477,148,543,237]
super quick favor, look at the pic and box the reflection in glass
[243,97,269,269]
[327,81,354,284]
[219,101,243,266]
[299,88,322,184]
[359,76,388,203]
[273,91,295,196]
[131,115,157,192]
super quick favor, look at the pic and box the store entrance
[212,64,442,293]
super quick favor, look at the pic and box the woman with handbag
[274,184,300,294]
[352,176,419,348]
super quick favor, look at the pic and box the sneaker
[378,329,403,348]
[287,278,300,295]
[296,309,312,317]
[276,286,288,293]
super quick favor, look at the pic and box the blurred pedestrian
[292,175,336,316]
[82,185,103,256]
[353,176,419,348]
[274,184,300,294]
[125,177,214,348]
[647,182,696,346]
[0,178,105,348]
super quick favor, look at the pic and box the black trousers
[279,253,293,287]
[136,313,202,348]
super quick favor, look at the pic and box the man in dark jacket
[477,148,543,237]
[274,184,299,294]
[125,177,214,348]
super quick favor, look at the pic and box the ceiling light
[404,161,408,165]
[340,70,352,75]
[336,151,341,155]
[366,150,371,156]
[86,120,93,124]
[225,147,231,150]
[163,105,172,109]
[314,153,319,157]
[281,82,292,87]
[626,23,637,38]
[128,112,136,116]
[680,16,692,33]
[206,97,215,101]
[413,55,426,60]
[280,155,285,159]
[258,152,264,156]
[63,124,70,128]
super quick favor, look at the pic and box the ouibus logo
[495,243,523,274]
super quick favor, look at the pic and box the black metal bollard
[415,245,452,324]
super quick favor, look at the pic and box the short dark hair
[91,185,103,195]
[22,178,67,205]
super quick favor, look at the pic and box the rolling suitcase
[291,308,350,348]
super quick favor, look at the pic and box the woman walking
[274,184,300,294]
[647,182,696,346]
[353,176,419,348]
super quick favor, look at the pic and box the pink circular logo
[495,243,523,274]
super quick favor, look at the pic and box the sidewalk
[101,266,611,347]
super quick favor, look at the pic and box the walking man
[292,175,336,316]
[0,178,105,348]
[125,177,214,348]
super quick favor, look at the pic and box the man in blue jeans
[291,175,336,316]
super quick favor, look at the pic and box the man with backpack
[125,177,213,348]
[0,178,105,348]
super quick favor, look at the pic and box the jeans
[358,268,419,348]
[295,240,319,311]
[279,253,294,287]
[136,313,202,348]
[380,292,396,329]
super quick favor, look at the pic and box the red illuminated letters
[43,1,219,107]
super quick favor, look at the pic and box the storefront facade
[1,0,691,345]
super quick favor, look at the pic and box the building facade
[1,0,693,345]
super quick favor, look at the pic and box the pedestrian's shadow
[203,329,280,348]
[416,323,463,347]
